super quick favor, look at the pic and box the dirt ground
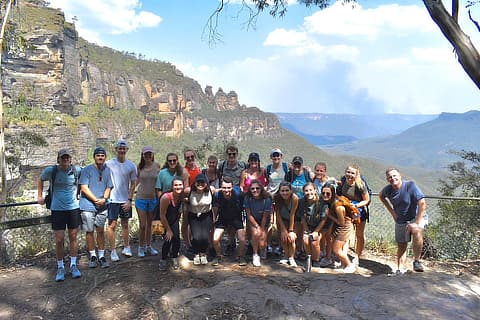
[0,241,479,320]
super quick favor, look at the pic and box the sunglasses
[250,187,260,191]
[61,155,71,160]
[228,152,237,156]
[167,159,177,164]
[271,152,281,158]
[186,155,195,160]
[322,192,332,196]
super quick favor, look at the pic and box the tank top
[188,190,213,214]
[244,170,268,191]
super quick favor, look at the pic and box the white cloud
[264,28,307,46]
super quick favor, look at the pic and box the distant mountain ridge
[323,110,480,169]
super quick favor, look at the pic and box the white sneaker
[288,257,297,267]
[352,256,359,266]
[193,254,201,265]
[110,250,120,262]
[252,254,261,267]
[343,264,357,274]
[200,255,208,265]
[122,246,133,257]
[279,258,289,265]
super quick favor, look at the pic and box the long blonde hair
[345,164,365,190]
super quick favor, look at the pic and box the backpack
[266,162,289,181]
[338,175,372,221]
[335,196,361,225]
[285,168,313,184]
[217,159,247,182]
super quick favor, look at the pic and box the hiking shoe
[238,256,247,266]
[343,264,357,274]
[193,254,201,265]
[312,260,321,268]
[146,246,159,256]
[71,265,82,278]
[288,257,298,267]
[319,257,332,267]
[252,254,261,267]
[211,256,221,266]
[89,256,98,268]
[110,249,120,262]
[413,260,424,272]
[159,259,168,271]
[55,267,65,282]
[172,257,179,270]
[138,246,145,257]
[122,246,133,257]
[200,255,208,265]
[99,256,110,268]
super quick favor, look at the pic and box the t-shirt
[214,191,243,221]
[301,199,328,228]
[291,173,307,199]
[381,180,425,224]
[218,160,246,186]
[339,182,367,202]
[185,165,201,187]
[106,158,137,203]
[266,165,286,194]
[79,164,113,212]
[244,196,272,223]
[136,162,161,199]
[155,168,178,193]
[41,165,81,211]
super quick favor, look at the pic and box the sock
[89,250,96,258]
[70,256,77,267]
[98,250,105,258]
[57,260,64,269]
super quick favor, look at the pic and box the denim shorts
[135,198,158,212]
[108,202,132,220]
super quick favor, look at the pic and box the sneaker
[159,259,168,271]
[146,246,159,256]
[288,257,298,267]
[352,256,359,267]
[99,256,110,268]
[319,257,332,267]
[312,260,321,268]
[274,246,283,256]
[413,260,424,272]
[138,246,145,257]
[260,249,267,260]
[110,249,120,262]
[388,269,410,276]
[266,245,273,254]
[89,256,98,268]
[71,265,82,278]
[279,258,289,265]
[333,261,342,269]
[252,254,261,267]
[238,256,247,266]
[200,255,208,265]
[211,256,221,266]
[193,254,201,265]
[172,257,179,270]
[122,246,133,257]
[343,264,357,274]
[55,267,65,282]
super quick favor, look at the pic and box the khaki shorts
[81,209,108,232]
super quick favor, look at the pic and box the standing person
[379,168,426,273]
[185,174,216,265]
[37,148,82,282]
[239,152,268,193]
[135,146,161,257]
[217,145,246,188]
[265,148,289,196]
[184,149,201,187]
[313,162,337,195]
[79,147,113,269]
[211,177,247,266]
[106,140,137,261]
[274,181,299,267]
[324,184,356,273]
[337,164,370,266]
[245,180,272,267]
[202,155,220,189]
[159,177,185,271]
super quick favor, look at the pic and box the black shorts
[215,218,244,230]
[108,202,132,220]
[51,209,81,231]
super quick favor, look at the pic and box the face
[386,169,402,188]
[315,165,326,178]
[185,151,195,163]
[59,154,71,166]
[250,183,262,198]
[143,152,153,161]
[221,181,233,197]
[303,184,316,200]
[279,185,292,199]
[94,153,106,165]
[227,149,237,161]
[167,156,178,168]
[345,166,357,183]
[248,158,259,168]
[270,152,282,163]
[172,180,184,194]
[195,179,207,190]
[321,187,333,201]
[293,161,302,173]
[208,159,217,169]
[116,146,128,157]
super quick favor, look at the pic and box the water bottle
[306,255,312,273]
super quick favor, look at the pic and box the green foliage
[5,96,53,127]
[429,150,480,260]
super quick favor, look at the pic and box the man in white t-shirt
[106,140,137,262]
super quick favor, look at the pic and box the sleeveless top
[164,192,182,225]
[188,190,213,214]
[244,170,268,191]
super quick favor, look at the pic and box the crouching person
[212,177,247,266]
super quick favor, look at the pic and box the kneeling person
[212,177,247,266]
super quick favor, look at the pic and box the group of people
[38,141,427,282]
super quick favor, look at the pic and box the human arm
[37,178,45,205]
[415,198,427,225]
[239,170,247,193]
[379,190,398,221]
[159,194,173,241]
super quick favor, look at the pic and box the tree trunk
[423,0,480,89]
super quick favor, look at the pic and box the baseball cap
[57,148,71,158]
[115,139,129,148]
[292,156,303,165]
[142,146,154,154]
[270,148,282,156]
[195,174,208,183]
[93,146,107,156]
[248,152,260,162]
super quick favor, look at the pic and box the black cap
[248,152,260,162]
[93,146,107,156]
[292,156,303,165]
[195,174,208,183]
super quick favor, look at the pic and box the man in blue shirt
[37,148,82,282]
[79,147,113,269]
[380,168,427,274]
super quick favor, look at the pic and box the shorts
[81,209,108,232]
[215,218,244,230]
[395,221,424,243]
[108,202,132,220]
[135,198,158,212]
[51,209,81,231]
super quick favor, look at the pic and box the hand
[288,231,297,242]
[164,229,173,241]
[122,200,132,211]
[37,196,45,205]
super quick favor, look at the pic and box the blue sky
[48,0,480,114]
